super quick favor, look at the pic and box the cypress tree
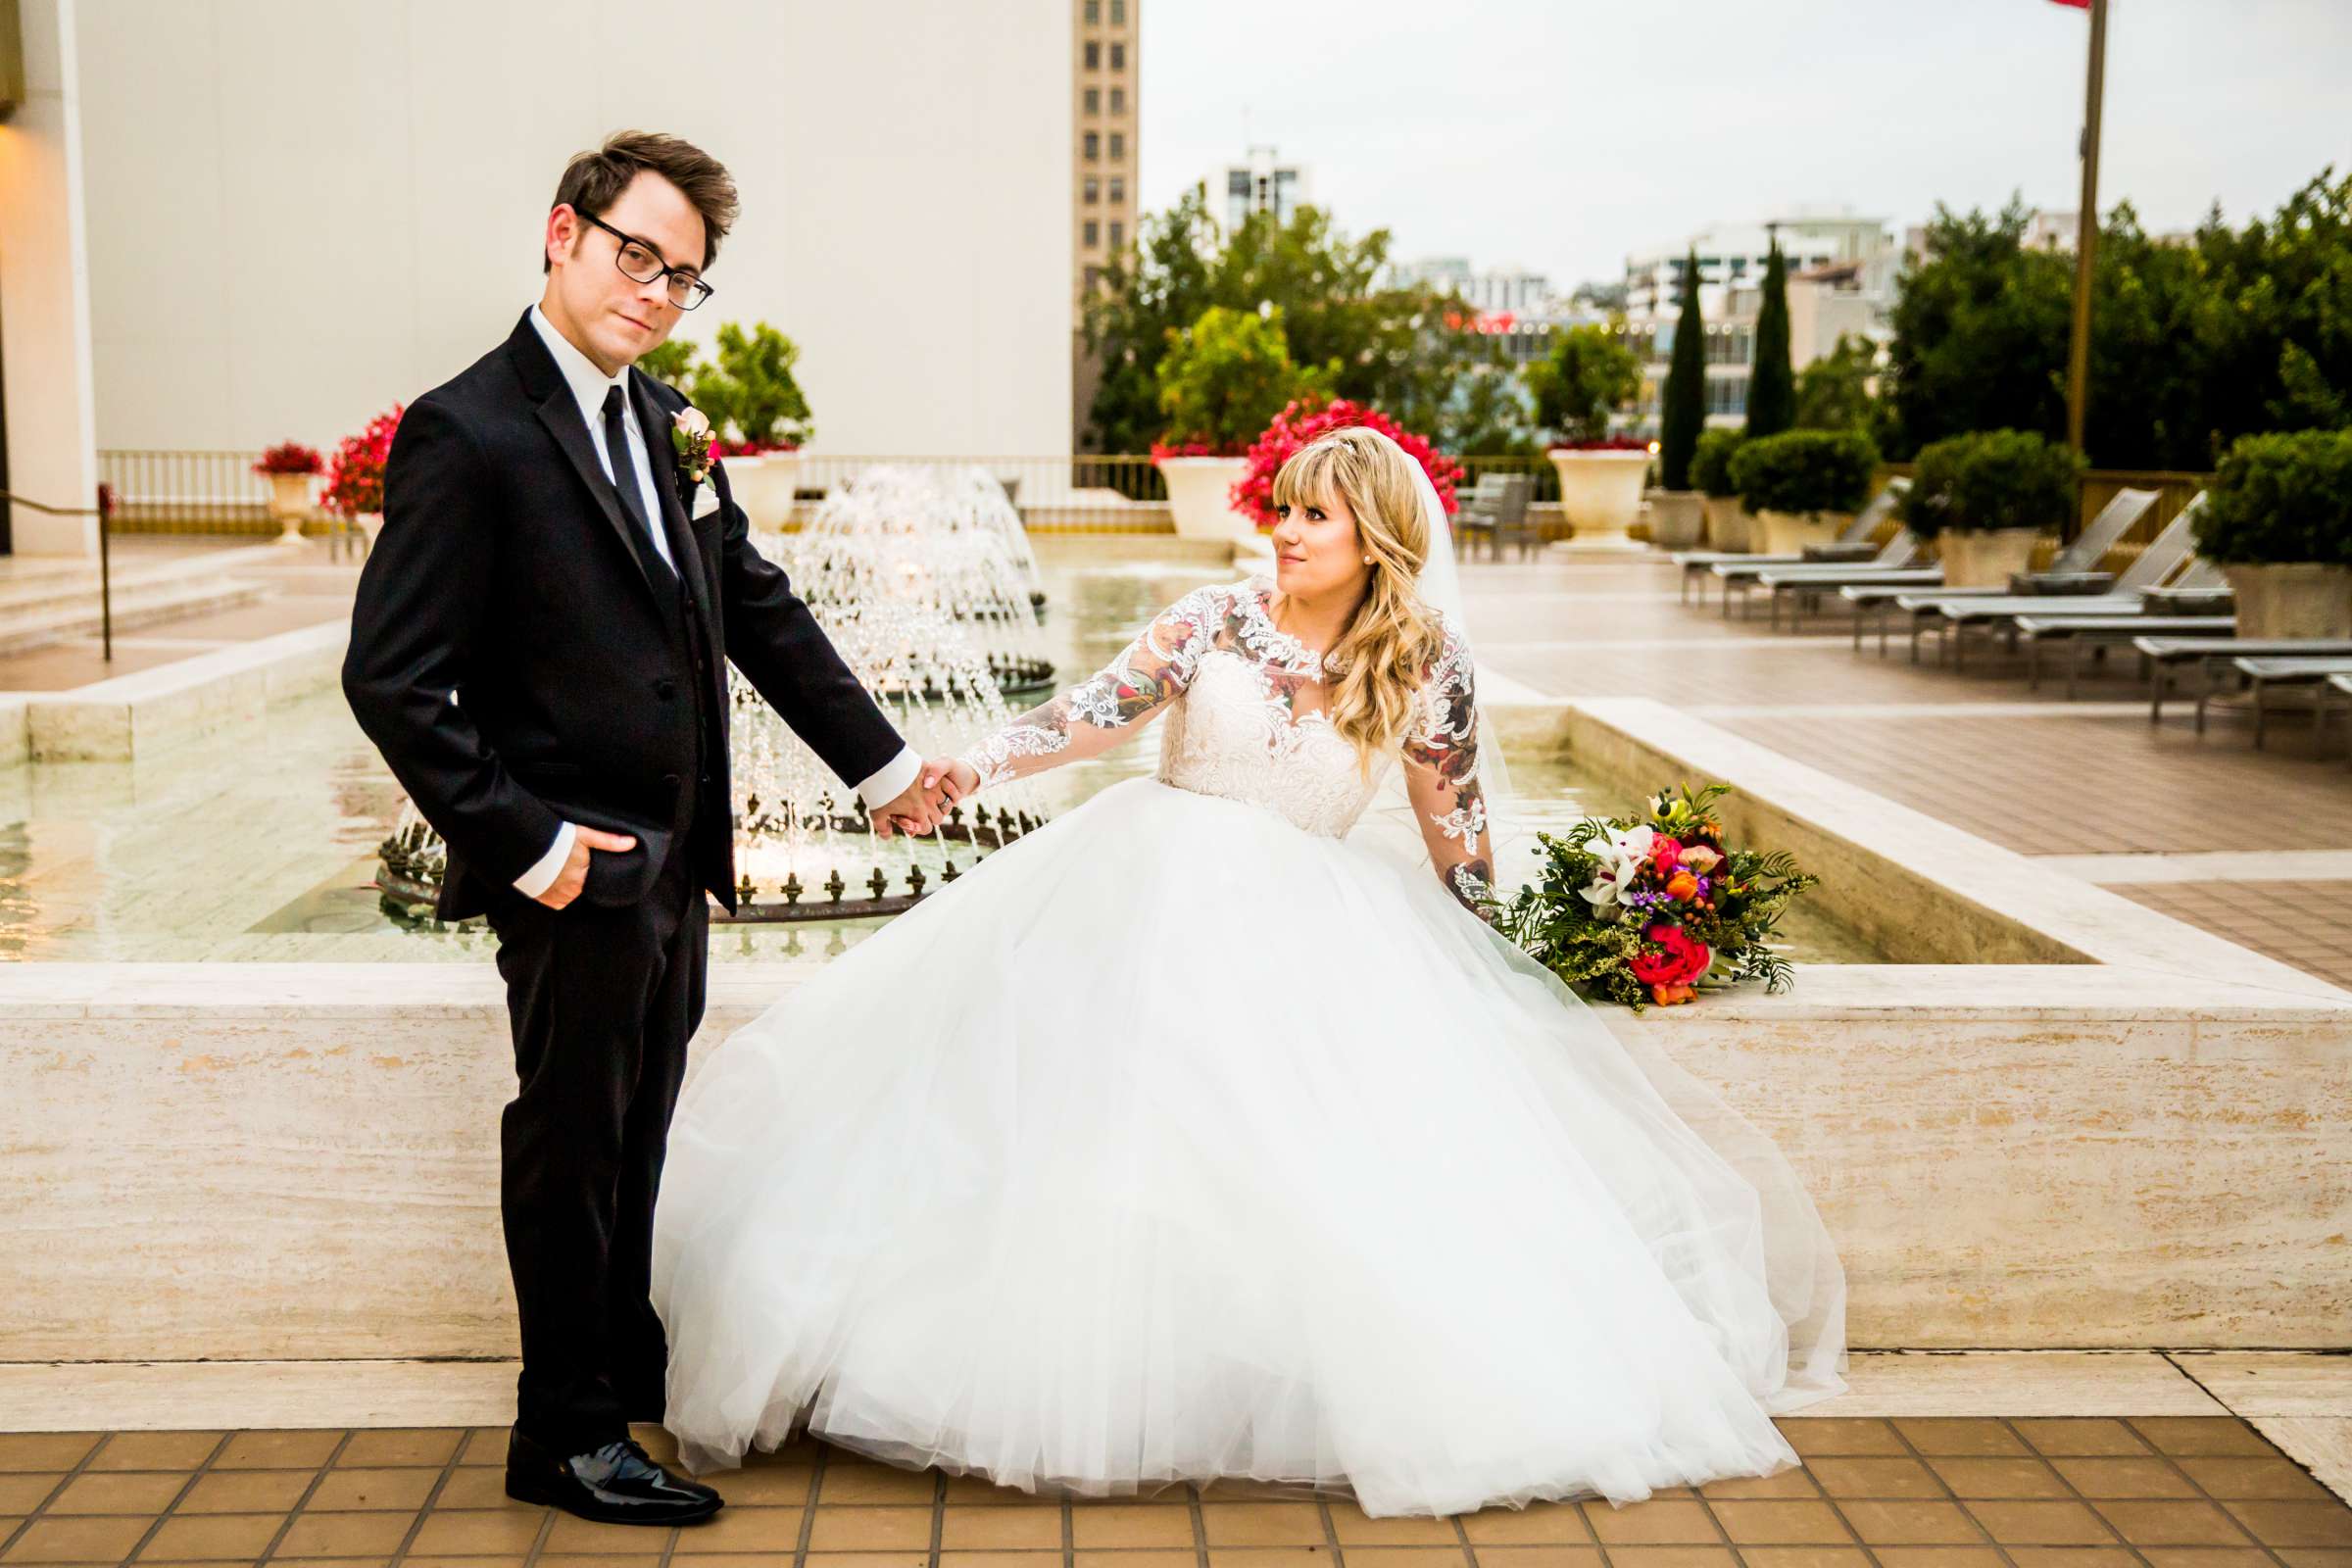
[1746,234,1795,438]
[1659,248,1708,490]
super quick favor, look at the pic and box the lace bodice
[956,577,1495,916]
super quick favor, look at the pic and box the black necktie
[600,384,673,576]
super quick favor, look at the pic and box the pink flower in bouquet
[1680,845,1723,876]
[1648,835,1683,873]
[1230,398,1463,530]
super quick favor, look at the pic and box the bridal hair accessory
[672,406,715,483]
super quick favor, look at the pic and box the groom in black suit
[342,131,949,1525]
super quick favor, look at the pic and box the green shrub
[1901,428,2082,536]
[2192,428,2352,564]
[1527,324,1642,446]
[1690,429,1747,499]
[1154,305,1335,455]
[1729,429,1877,516]
[690,322,814,450]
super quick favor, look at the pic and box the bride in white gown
[649,426,1847,1518]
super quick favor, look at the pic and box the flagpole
[2064,0,2108,484]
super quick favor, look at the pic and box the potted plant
[254,441,323,544]
[2191,428,2352,638]
[318,405,403,549]
[1527,324,1646,545]
[1902,429,2082,589]
[1690,429,1751,551]
[1231,398,1462,535]
[1152,305,1333,541]
[680,322,813,529]
[1729,430,1877,555]
[1645,252,1708,551]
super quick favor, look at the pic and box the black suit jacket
[342,307,905,921]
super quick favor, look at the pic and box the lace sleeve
[955,583,1226,793]
[1399,619,1495,922]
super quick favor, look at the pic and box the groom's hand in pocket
[535,825,639,909]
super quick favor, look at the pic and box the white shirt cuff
[854,744,923,813]
[512,819,576,900]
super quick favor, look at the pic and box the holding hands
[869,756,979,840]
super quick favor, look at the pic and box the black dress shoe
[505,1429,723,1525]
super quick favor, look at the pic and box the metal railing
[0,483,117,661]
[97,450,282,535]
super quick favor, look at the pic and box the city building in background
[1214,144,1309,230]
[1071,0,1139,447]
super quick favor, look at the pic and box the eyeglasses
[575,210,714,311]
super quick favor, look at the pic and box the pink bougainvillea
[1229,399,1464,531]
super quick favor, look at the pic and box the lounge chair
[1453,473,1536,563]
[1896,498,2217,669]
[2202,655,2352,746]
[1746,530,1941,628]
[1675,479,1908,605]
[2130,635,2352,723]
[2010,613,2235,698]
[1841,486,2161,654]
[2323,673,2352,767]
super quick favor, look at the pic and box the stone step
[0,574,271,659]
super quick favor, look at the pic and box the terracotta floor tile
[2132,1418,2286,1458]
[794,1554,931,1568]
[1707,1499,1849,1544]
[302,1463,442,1511]
[804,1504,935,1551]
[2177,1455,2338,1500]
[212,1429,342,1470]
[1202,1550,1334,1568]
[532,1556,662,1568]
[2050,1456,2202,1498]
[1464,1547,1604,1568]
[0,1480,60,1515]
[1459,1500,1593,1544]
[1072,1550,1200,1568]
[1576,1497,1718,1544]
[428,1465,531,1511]
[132,1510,284,1560]
[1732,1549,1875,1568]
[1339,1550,1471,1568]
[2002,1551,2142,1568]
[2267,1554,2352,1568]
[1869,1549,2008,1568]
[0,1513,153,1564]
[1802,1457,1943,1498]
[819,1462,940,1504]
[1778,1420,1907,1457]
[2014,1421,2154,1459]
[1200,1502,1327,1546]
[2218,1499,2352,1547]
[2091,1498,2260,1546]
[1831,1499,1981,1545]
[86,1432,220,1472]
[269,1509,416,1558]
[1695,1467,1820,1499]
[0,1438,101,1475]
[1962,1499,2122,1544]
[1893,1421,2035,1459]
[1200,1480,1324,1502]
[544,1508,693,1553]
[939,1503,1062,1549]
[1589,1549,1739,1568]
[173,1466,314,1513]
[670,1503,812,1552]
[455,1426,510,1465]
[938,1552,1063,1568]
[335,1428,465,1468]
[41,1470,187,1515]
[1072,1501,1199,1547]
[404,1504,548,1555]
[2134,1550,2278,1568]
[1925,1457,2070,1498]
[1326,1503,1458,1544]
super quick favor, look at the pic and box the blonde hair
[1268,426,1448,775]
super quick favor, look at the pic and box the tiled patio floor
[5,1417,2349,1568]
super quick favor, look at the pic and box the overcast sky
[1139,0,2351,288]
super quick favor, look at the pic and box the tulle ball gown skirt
[649,775,1847,1518]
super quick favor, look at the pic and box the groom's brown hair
[547,130,740,273]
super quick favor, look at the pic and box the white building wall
[74,0,1072,459]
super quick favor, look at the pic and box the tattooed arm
[949,585,1221,796]
[1400,623,1497,923]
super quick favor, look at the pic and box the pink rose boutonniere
[672,406,715,483]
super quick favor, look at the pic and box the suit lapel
[505,308,667,611]
[631,372,716,636]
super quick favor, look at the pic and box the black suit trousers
[481,801,710,1453]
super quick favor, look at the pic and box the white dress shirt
[510,304,921,901]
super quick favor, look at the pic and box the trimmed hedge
[1729,429,1877,516]
[1690,428,1747,500]
[2192,428,2352,565]
[1900,429,2082,537]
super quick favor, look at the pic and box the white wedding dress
[649,575,1847,1518]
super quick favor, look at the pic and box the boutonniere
[671,406,715,484]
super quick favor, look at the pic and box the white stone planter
[1701,496,1753,552]
[1156,456,1253,541]
[1936,526,2044,590]
[266,472,314,544]
[2221,561,2352,639]
[1646,490,1704,550]
[722,450,802,529]
[1547,449,1651,545]
[1754,509,1853,556]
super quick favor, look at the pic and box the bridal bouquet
[1494,783,1820,1010]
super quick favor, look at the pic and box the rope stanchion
[0,484,118,662]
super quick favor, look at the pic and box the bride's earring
[1361,555,1373,564]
